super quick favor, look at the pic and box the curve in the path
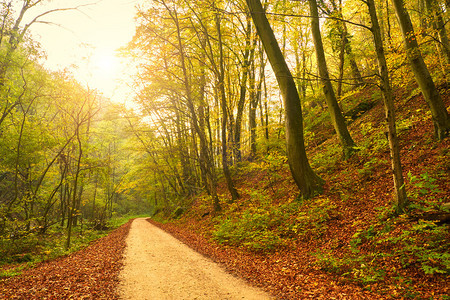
[119,218,272,300]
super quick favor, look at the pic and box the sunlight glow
[24,0,140,106]
[93,52,120,74]
[75,49,132,103]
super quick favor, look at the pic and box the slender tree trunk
[8,94,35,212]
[198,56,211,195]
[246,0,323,198]
[249,52,258,159]
[216,11,239,201]
[367,0,408,214]
[66,125,83,250]
[334,0,364,87]
[385,0,393,47]
[337,38,345,98]
[391,0,450,139]
[174,100,191,195]
[308,0,356,158]
[234,16,252,162]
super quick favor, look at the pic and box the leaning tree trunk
[246,0,323,198]
[391,0,450,139]
[367,0,408,214]
[308,0,356,159]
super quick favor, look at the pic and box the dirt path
[119,218,272,300]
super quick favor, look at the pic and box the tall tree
[215,7,239,201]
[391,0,450,139]
[366,0,408,214]
[166,1,222,210]
[308,0,356,158]
[246,0,323,198]
[234,15,253,162]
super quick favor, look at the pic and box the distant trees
[3,0,446,233]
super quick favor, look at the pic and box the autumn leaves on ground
[1,88,448,299]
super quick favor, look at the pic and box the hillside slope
[153,85,450,299]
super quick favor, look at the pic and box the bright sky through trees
[21,0,142,104]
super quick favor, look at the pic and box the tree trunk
[216,11,239,201]
[246,0,323,198]
[330,0,365,88]
[337,37,345,98]
[308,0,356,158]
[234,16,252,162]
[249,50,258,159]
[367,0,408,214]
[66,124,83,250]
[391,0,450,139]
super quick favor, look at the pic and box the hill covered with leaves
[152,85,449,299]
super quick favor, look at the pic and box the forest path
[118,218,272,300]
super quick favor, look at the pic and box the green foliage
[356,122,389,156]
[396,108,431,136]
[384,220,449,275]
[362,220,447,275]
[171,206,185,219]
[315,213,449,288]
[287,197,336,239]
[213,195,336,252]
[407,171,443,210]
[357,156,387,178]
[213,200,286,252]
[313,250,387,285]
[311,143,341,174]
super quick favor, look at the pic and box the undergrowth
[313,164,449,289]
[213,193,336,252]
[314,217,449,288]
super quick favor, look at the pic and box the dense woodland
[0,0,449,298]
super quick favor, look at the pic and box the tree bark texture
[246,0,323,198]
